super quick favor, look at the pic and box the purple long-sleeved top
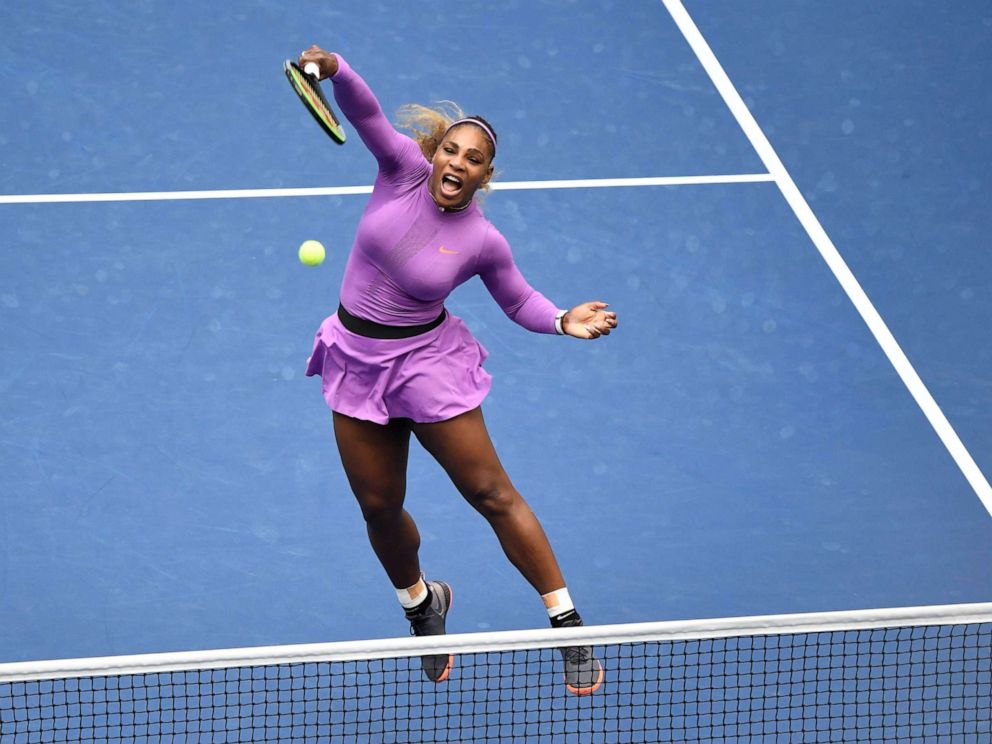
[329,56,559,334]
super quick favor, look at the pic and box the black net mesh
[2,621,990,742]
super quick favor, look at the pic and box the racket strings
[284,60,345,143]
[291,69,332,119]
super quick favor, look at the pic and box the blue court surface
[1,0,990,665]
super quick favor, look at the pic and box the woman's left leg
[414,406,604,695]
[411,407,565,595]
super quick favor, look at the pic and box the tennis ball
[298,239,325,266]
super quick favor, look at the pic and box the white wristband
[555,309,567,335]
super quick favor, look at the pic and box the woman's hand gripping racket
[283,59,346,144]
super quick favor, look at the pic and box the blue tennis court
[2,0,990,684]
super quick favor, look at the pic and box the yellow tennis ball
[298,239,325,266]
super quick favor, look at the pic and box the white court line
[662,0,992,517]
[0,173,772,205]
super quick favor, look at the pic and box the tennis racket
[283,60,347,145]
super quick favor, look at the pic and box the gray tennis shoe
[405,580,454,683]
[557,616,604,695]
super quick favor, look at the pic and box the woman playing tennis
[299,45,617,696]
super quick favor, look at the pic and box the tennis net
[1,602,989,742]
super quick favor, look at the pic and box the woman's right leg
[332,412,420,590]
[332,411,453,683]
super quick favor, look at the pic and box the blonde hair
[395,101,466,161]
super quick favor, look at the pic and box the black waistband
[337,303,447,339]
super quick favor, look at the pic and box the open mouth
[440,174,463,197]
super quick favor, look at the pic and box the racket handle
[304,62,321,79]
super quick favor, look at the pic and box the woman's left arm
[479,229,618,339]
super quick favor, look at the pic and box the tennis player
[300,45,616,696]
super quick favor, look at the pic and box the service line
[0,173,773,205]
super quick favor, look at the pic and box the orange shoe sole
[564,660,604,696]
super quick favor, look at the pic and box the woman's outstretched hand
[298,45,339,80]
[563,302,618,339]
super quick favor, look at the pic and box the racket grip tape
[304,62,321,79]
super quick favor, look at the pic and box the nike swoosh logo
[438,246,459,254]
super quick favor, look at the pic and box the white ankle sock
[541,587,574,619]
[396,577,429,610]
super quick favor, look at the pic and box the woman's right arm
[298,46,422,174]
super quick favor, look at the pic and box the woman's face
[429,124,494,210]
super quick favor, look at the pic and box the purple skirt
[305,310,491,424]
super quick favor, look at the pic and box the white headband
[446,118,497,157]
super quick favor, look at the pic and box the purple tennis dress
[305,56,560,424]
